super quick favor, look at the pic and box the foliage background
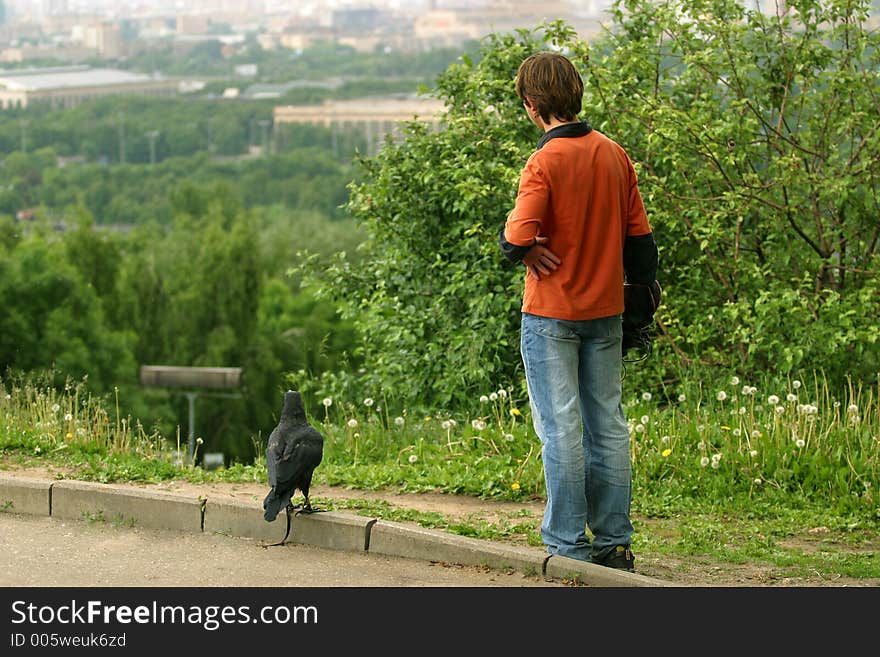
[301,0,880,413]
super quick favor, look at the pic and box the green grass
[1,371,878,583]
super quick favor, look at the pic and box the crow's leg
[261,503,295,548]
[294,482,324,515]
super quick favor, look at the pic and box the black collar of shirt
[536,120,592,150]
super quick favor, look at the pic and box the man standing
[499,51,659,571]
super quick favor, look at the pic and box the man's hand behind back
[523,235,561,280]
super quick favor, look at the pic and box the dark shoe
[593,545,635,572]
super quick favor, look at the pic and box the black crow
[262,389,324,546]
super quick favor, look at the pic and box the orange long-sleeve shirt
[504,123,653,321]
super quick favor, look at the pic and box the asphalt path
[0,512,563,588]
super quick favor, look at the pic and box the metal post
[185,391,198,464]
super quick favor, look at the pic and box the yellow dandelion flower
[510,408,521,416]
[511,481,521,491]
[720,426,731,431]
[424,416,432,422]
[662,448,672,457]
[65,432,73,440]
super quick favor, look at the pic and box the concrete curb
[0,473,675,587]
[0,474,53,516]
[52,479,203,532]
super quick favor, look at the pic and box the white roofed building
[0,65,179,110]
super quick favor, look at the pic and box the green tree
[581,0,880,384]
[302,2,880,412]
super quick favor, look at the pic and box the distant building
[0,65,178,110]
[274,95,446,155]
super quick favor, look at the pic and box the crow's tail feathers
[263,489,283,522]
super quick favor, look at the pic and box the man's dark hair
[515,51,584,124]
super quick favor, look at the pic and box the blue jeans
[520,312,633,561]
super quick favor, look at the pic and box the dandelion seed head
[700,456,710,467]
[716,390,727,401]
[196,437,203,445]
[710,459,720,469]
[730,376,740,386]
[497,389,508,398]
[51,404,60,413]
[792,380,801,389]
[642,392,652,401]
[347,418,358,428]
[733,428,741,436]
[441,420,451,430]
[661,435,669,444]
[749,450,758,458]
[472,419,487,431]
[64,413,73,421]
[489,392,498,402]
[751,430,762,438]
[635,424,645,433]
[678,394,686,403]
[640,414,649,425]
[775,405,785,415]
[795,438,805,448]
[767,395,780,405]
[787,393,797,402]
[448,419,457,427]
[322,397,333,407]
[847,404,858,414]
[408,454,418,463]
[697,441,705,450]
[363,398,374,407]
[504,433,514,442]
[754,478,762,485]
[479,395,489,404]
[394,416,405,427]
